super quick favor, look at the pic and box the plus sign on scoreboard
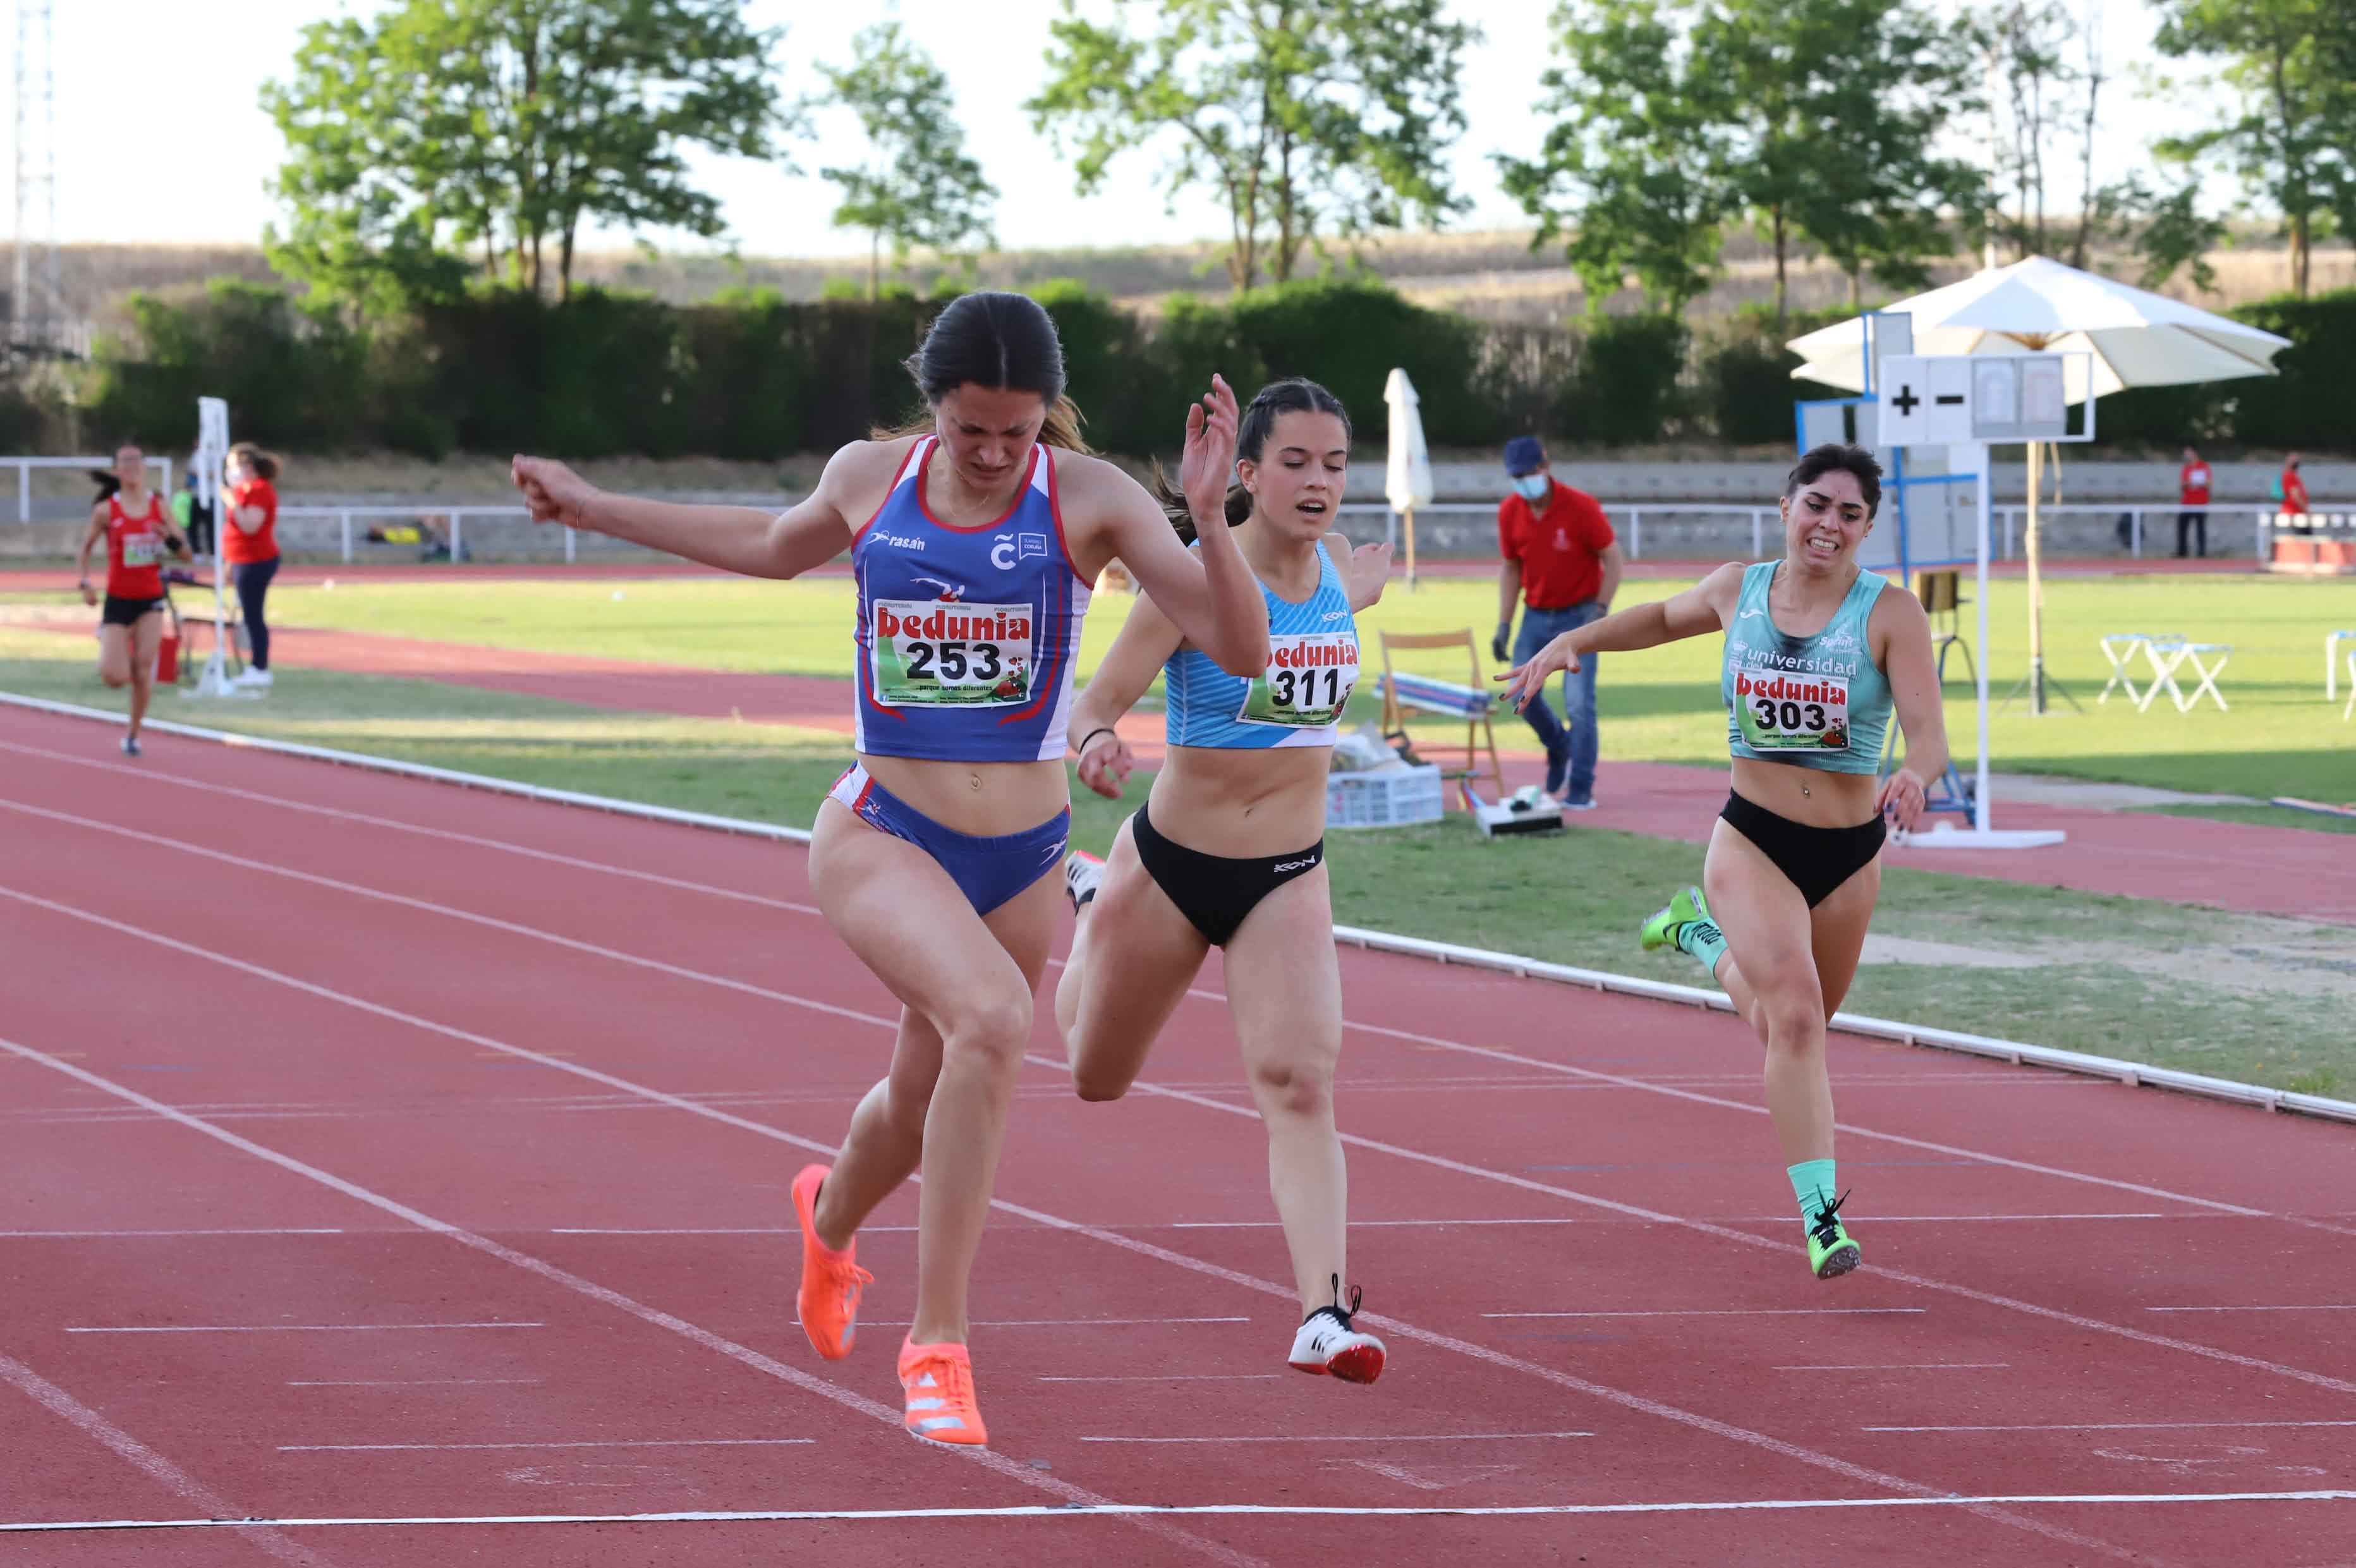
[1876,354,2072,449]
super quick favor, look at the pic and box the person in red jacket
[222,443,283,689]
[1492,436,1621,807]
[76,442,191,757]
[2280,453,2310,534]
[2175,444,2211,558]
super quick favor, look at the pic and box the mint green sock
[1677,916,1728,978]
[1787,1159,1837,1225]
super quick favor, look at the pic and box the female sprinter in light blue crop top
[1502,444,1947,1284]
[1054,379,1398,1385]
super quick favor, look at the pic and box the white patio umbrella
[1383,368,1433,590]
[1787,256,2292,714]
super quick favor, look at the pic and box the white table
[2140,636,2232,714]
[2329,630,2356,703]
[2096,633,2153,707]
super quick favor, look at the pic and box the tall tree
[1028,0,1475,291]
[1496,0,1728,315]
[819,23,996,301]
[2152,0,2353,298]
[1969,0,2076,261]
[264,0,789,305]
[1706,0,1983,313]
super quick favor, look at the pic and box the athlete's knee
[1248,1050,1335,1121]
[1070,1061,1131,1103]
[99,665,129,688]
[940,991,1034,1077]
[1758,988,1825,1052]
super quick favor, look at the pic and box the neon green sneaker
[1806,1190,1861,1280]
[1640,885,1711,953]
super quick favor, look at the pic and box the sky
[28,0,2188,258]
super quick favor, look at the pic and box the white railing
[274,504,574,563]
[3,455,174,520]
[1338,501,1780,561]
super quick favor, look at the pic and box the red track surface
[3,703,2353,1565]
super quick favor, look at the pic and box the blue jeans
[1512,600,1602,799]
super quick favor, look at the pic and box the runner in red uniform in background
[76,442,191,757]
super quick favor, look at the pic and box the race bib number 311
[870,599,1035,707]
[1237,633,1359,727]
[1733,669,1850,752]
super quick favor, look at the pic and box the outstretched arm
[1069,376,1268,678]
[513,446,863,580]
[1495,561,1742,712]
[1873,588,1949,831]
[1067,593,1186,800]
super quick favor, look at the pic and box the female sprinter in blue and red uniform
[1054,380,1395,1385]
[513,292,1268,1447]
[76,441,191,757]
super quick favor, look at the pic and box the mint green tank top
[1721,562,1893,775]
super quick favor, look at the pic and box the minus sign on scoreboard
[1934,394,1965,405]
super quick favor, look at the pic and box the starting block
[1462,781,1564,837]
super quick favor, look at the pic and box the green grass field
[5,616,2350,1096]
[231,567,2356,799]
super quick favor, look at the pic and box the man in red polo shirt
[1493,436,1621,808]
[2176,444,2211,559]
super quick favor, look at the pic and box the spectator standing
[2281,452,2310,534]
[222,444,282,689]
[2176,445,2211,559]
[172,467,215,559]
[1492,436,1621,808]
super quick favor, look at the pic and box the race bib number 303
[1733,668,1851,752]
[1237,633,1359,728]
[870,599,1035,707]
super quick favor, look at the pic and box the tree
[1028,0,1475,291]
[819,23,996,301]
[1705,0,1983,313]
[1969,0,2076,262]
[263,0,789,306]
[1495,0,1729,315]
[2152,0,2355,298]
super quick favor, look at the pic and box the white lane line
[1869,1420,2356,1434]
[0,1351,329,1567]
[0,1228,346,1238]
[0,738,818,916]
[0,803,896,1031]
[865,1318,1248,1328]
[281,1438,814,1452]
[0,1033,1261,1568]
[0,903,2144,1565]
[1039,1375,1280,1383]
[1086,1059,2356,1401]
[288,1380,545,1389]
[1079,1432,1594,1445]
[2147,1304,2356,1313]
[1781,1356,2007,1365]
[8,1491,2354,1532]
[1489,1299,1931,1309]
[66,1322,541,1335]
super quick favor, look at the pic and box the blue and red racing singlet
[851,435,1091,762]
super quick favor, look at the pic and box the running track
[3,703,2353,1567]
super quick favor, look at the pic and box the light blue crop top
[1721,561,1893,775]
[1163,542,1359,750]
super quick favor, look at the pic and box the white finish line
[7,1491,2352,1533]
[65,1322,542,1334]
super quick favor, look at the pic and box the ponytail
[229,442,282,482]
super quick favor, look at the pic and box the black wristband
[1076,726,1116,755]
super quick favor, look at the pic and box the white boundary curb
[8,688,2352,1128]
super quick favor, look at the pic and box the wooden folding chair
[1375,628,1505,804]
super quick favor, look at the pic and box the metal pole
[16,462,26,522]
[1751,510,1762,557]
[1973,445,1993,832]
[1629,509,1641,561]
[2131,507,2143,558]
[450,511,463,563]
[341,511,353,563]
[565,525,577,564]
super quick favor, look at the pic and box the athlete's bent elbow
[1207,629,1271,678]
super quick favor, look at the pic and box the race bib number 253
[870,599,1035,707]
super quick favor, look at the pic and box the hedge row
[72,276,2356,460]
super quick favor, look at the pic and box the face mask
[1512,473,1551,502]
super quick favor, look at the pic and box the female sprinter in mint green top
[1501,444,1946,1282]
